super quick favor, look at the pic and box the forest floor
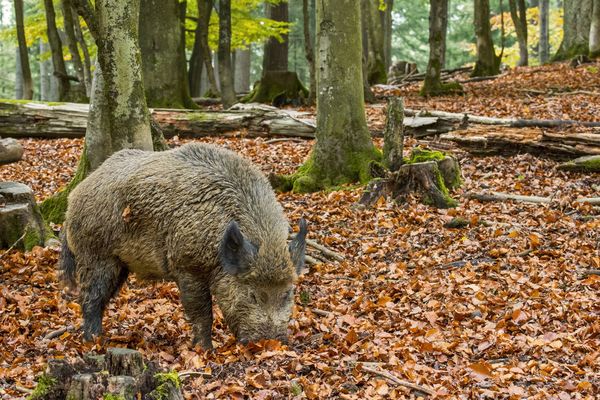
[1,62,599,399]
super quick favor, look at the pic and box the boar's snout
[238,329,289,345]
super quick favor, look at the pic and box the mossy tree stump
[242,71,309,106]
[0,182,48,251]
[360,97,462,209]
[28,348,183,400]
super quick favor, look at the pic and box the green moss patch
[242,71,308,105]
[420,81,464,97]
[557,155,600,172]
[28,374,57,400]
[405,148,446,164]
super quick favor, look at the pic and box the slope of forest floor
[1,63,599,399]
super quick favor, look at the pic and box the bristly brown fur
[62,143,307,348]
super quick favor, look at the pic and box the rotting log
[0,100,315,139]
[0,138,24,164]
[439,126,600,159]
[29,348,184,400]
[465,191,600,205]
[557,155,600,172]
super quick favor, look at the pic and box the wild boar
[59,143,307,349]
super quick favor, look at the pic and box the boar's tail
[58,229,77,290]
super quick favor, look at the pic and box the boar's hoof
[192,334,213,351]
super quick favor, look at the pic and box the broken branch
[361,365,435,396]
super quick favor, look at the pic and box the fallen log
[465,191,600,205]
[0,137,23,164]
[439,126,600,158]
[557,155,600,172]
[0,100,316,139]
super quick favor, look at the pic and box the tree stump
[360,97,462,209]
[0,182,47,251]
[242,71,309,106]
[29,348,184,400]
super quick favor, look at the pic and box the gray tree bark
[189,0,213,97]
[89,0,153,170]
[15,48,23,100]
[383,0,394,71]
[303,0,316,104]
[590,0,600,57]
[43,0,71,101]
[72,9,92,97]
[283,0,379,192]
[508,0,528,66]
[61,0,87,100]
[472,0,500,77]
[263,1,289,72]
[139,0,195,108]
[39,41,52,101]
[234,49,251,93]
[364,0,387,84]
[539,0,550,63]
[14,0,33,100]
[554,0,592,60]
[217,0,236,108]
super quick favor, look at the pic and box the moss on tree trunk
[272,0,380,193]
[553,0,592,61]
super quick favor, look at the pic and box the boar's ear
[220,221,257,275]
[289,218,308,275]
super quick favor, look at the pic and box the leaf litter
[1,64,599,399]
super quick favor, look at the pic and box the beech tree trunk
[421,0,460,96]
[280,0,379,192]
[43,0,70,101]
[383,0,394,71]
[360,2,375,102]
[591,0,600,57]
[472,0,500,77]
[72,8,92,97]
[140,0,195,108]
[539,0,550,63]
[508,0,528,66]
[303,0,316,104]
[14,0,33,100]
[263,2,289,72]
[89,0,153,170]
[61,0,88,101]
[554,0,592,60]
[234,49,251,93]
[189,0,214,97]
[217,0,236,108]
[39,41,52,101]
[364,0,387,84]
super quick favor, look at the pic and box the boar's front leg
[176,273,214,350]
[78,256,129,341]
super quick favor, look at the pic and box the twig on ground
[579,269,600,278]
[361,365,435,396]
[304,254,319,265]
[310,308,331,317]
[306,239,344,261]
[178,370,212,380]
[0,232,27,260]
[14,385,33,394]
[264,138,307,144]
[44,325,75,340]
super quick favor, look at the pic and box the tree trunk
[277,0,380,193]
[90,0,153,170]
[139,0,195,108]
[263,2,289,72]
[72,8,92,97]
[364,0,387,84]
[15,48,23,100]
[234,49,251,93]
[217,0,237,108]
[472,0,500,77]
[188,0,211,97]
[43,0,70,101]
[360,2,375,102]
[61,0,88,101]
[14,0,33,100]
[40,41,52,101]
[383,0,394,71]
[553,0,592,60]
[303,0,316,105]
[421,0,462,96]
[508,0,528,66]
[591,0,600,57]
[539,0,550,63]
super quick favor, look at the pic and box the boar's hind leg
[78,257,129,341]
[177,274,213,350]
